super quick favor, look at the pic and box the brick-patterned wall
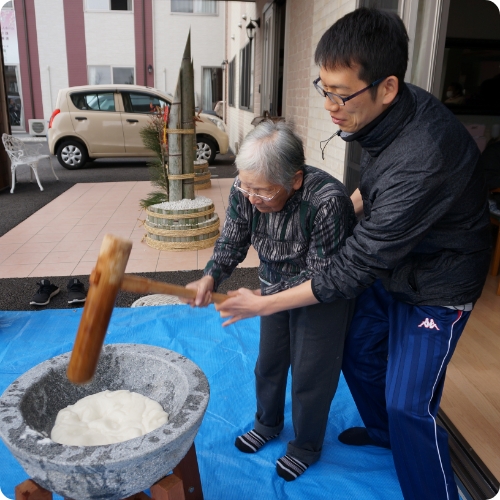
[283,0,314,146]
[304,0,358,181]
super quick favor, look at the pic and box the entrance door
[261,1,286,117]
[344,0,451,195]
[1,3,23,131]
[261,4,275,115]
[5,65,23,130]
[404,0,450,96]
[201,67,223,112]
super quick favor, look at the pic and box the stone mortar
[0,344,210,500]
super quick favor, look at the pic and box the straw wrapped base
[144,197,220,251]
[194,159,211,190]
[195,180,211,190]
[144,232,219,251]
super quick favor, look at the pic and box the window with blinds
[239,41,254,111]
[228,57,236,107]
[171,0,217,15]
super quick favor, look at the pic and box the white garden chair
[2,133,59,194]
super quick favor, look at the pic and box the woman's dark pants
[253,298,354,465]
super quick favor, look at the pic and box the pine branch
[140,191,170,209]
[140,105,170,202]
[147,160,168,193]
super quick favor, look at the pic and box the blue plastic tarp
[0,307,403,499]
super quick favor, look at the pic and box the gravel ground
[0,143,254,311]
[0,141,236,237]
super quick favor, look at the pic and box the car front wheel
[196,136,217,165]
[56,140,88,170]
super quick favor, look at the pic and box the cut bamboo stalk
[168,71,183,202]
[181,32,195,200]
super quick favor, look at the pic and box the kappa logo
[418,318,440,330]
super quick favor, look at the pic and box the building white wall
[84,10,136,68]
[31,0,224,120]
[153,0,225,105]
[34,0,69,120]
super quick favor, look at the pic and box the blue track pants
[342,280,471,500]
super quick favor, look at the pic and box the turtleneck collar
[281,177,304,213]
[340,83,416,157]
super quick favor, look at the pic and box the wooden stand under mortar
[60,234,226,499]
[15,443,203,500]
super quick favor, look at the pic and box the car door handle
[75,117,87,121]
[126,119,139,123]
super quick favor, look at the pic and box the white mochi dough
[51,390,169,446]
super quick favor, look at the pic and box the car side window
[71,92,116,111]
[122,92,169,113]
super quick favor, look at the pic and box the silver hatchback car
[48,84,229,169]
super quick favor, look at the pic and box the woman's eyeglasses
[234,178,282,202]
[313,77,385,106]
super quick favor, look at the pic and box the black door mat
[0,268,259,311]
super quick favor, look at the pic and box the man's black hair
[314,8,409,94]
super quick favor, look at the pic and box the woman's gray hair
[235,120,305,192]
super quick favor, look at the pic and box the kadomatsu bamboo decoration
[142,31,219,251]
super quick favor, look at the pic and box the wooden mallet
[66,234,227,385]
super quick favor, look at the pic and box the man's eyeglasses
[313,77,385,106]
[234,177,282,202]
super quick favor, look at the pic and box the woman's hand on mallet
[184,275,215,307]
[215,287,270,326]
[215,280,319,326]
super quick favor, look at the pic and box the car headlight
[207,116,226,132]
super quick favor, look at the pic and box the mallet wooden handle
[67,234,132,385]
[121,274,228,304]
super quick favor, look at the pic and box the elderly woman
[186,120,356,481]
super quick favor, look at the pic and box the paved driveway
[0,140,236,237]
[0,142,257,311]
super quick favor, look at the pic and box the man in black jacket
[216,8,491,500]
